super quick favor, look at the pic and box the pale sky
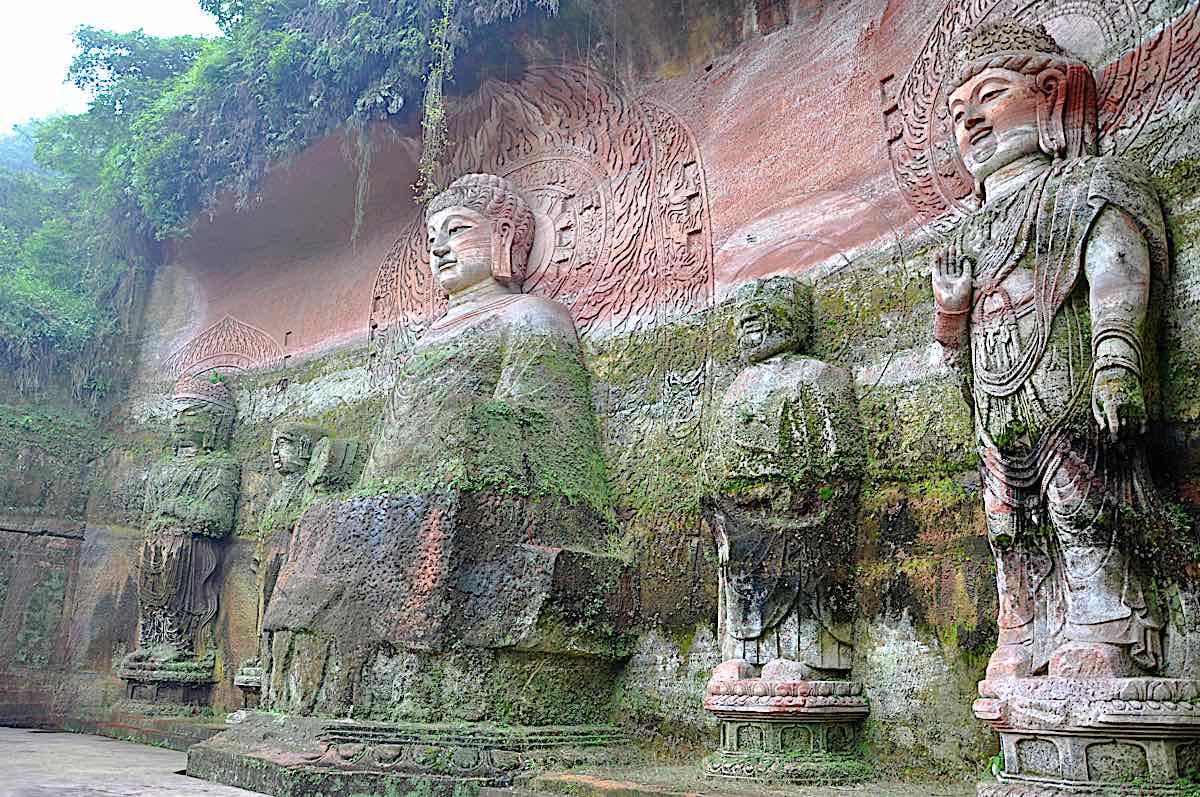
[0,1,222,132]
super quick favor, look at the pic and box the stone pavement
[0,726,979,797]
[0,727,267,797]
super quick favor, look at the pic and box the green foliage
[1,1,558,401]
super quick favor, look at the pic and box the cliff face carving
[5,0,1200,783]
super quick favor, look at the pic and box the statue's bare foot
[1048,641,1134,679]
[986,643,1032,682]
[123,648,152,663]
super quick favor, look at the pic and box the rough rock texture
[5,0,1200,786]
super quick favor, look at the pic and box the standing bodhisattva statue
[932,22,1170,683]
[124,375,240,679]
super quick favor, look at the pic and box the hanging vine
[416,0,459,203]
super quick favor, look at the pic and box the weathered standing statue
[701,276,869,785]
[198,174,633,792]
[235,422,327,705]
[121,374,240,703]
[934,22,1200,794]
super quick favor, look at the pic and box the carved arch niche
[161,315,284,379]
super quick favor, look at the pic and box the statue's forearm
[933,307,971,377]
[1085,206,1151,375]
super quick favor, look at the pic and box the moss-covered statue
[701,277,870,786]
[261,174,629,734]
[360,173,605,506]
[704,276,864,676]
[932,22,1170,683]
[121,374,240,693]
[235,423,327,702]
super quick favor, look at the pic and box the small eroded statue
[124,375,241,671]
[704,276,864,677]
[933,22,1170,682]
[264,423,328,524]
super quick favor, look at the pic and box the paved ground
[0,726,978,797]
[0,727,267,797]
[531,768,979,797]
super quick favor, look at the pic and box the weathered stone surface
[5,0,1200,787]
[190,712,634,793]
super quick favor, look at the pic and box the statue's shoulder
[1085,154,1157,201]
[498,294,579,339]
[1083,154,1168,272]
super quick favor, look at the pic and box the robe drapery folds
[139,454,239,653]
[941,155,1168,672]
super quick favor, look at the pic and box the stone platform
[0,725,267,796]
[62,702,229,752]
[703,678,872,785]
[974,677,1200,795]
[188,712,635,794]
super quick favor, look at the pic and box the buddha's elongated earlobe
[1036,67,1068,158]
[491,220,515,283]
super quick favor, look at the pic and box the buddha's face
[427,206,501,297]
[171,400,214,454]
[271,433,307,475]
[735,295,795,364]
[949,66,1043,185]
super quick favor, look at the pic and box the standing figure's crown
[173,374,236,414]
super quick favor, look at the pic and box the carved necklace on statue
[971,168,1054,399]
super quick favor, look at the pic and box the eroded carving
[236,422,328,704]
[163,315,284,379]
[120,375,240,699]
[701,277,868,785]
[704,277,863,673]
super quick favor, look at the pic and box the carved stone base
[120,651,216,707]
[188,712,635,794]
[974,677,1200,795]
[703,679,871,785]
[233,662,263,709]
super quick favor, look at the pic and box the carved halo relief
[162,314,284,379]
[881,0,1200,229]
[366,65,715,364]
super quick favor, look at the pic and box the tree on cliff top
[0,0,555,401]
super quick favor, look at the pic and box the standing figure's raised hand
[932,243,974,314]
